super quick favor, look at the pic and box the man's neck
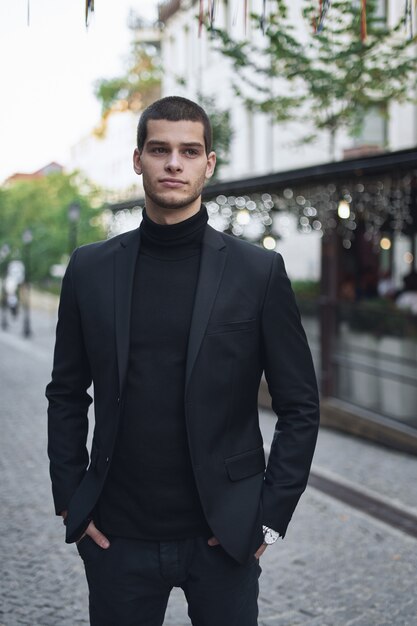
[144,198,202,225]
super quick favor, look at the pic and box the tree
[93,14,162,138]
[0,173,106,284]
[198,93,234,181]
[93,45,162,138]
[208,0,417,159]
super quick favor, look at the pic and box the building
[3,161,63,186]
[68,110,143,204]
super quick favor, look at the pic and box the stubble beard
[142,171,207,211]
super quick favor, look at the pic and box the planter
[378,336,417,422]
[337,325,417,423]
[337,325,380,410]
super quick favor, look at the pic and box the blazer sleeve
[260,252,320,537]
[45,249,93,515]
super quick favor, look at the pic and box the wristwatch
[262,525,279,545]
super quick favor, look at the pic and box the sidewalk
[1,308,416,625]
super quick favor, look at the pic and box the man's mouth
[159,178,186,188]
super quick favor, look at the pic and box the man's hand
[61,511,110,549]
[207,536,267,560]
[77,519,110,549]
[207,536,220,547]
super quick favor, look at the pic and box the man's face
[133,119,216,214]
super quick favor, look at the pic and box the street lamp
[68,202,81,255]
[22,229,33,338]
[0,243,10,331]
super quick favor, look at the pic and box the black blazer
[46,221,320,564]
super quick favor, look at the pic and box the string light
[236,209,250,225]
[338,200,350,219]
[263,236,276,250]
[202,171,417,249]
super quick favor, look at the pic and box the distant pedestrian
[46,95,320,626]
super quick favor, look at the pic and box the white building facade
[68,110,143,204]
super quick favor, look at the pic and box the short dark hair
[137,96,212,156]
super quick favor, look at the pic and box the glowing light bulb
[263,236,276,250]
[337,200,350,219]
[236,209,250,225]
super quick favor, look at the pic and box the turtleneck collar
[139,204,208,259]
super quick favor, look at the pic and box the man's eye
[185,149,198,156]
[152,147,166,153]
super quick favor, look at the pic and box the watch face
[264,528,279,545]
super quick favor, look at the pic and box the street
[1,307,417,626]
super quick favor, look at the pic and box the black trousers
[76,535,261,626]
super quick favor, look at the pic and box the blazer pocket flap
[225,446,266,481]
[206,319,257,335]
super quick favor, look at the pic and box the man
[46,96,319,626]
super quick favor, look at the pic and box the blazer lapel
[185,225,227,395]
[114,228,141,394]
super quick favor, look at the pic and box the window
[354,106,388,148]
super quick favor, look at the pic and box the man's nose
[165,151,183,171]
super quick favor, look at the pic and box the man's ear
[133,148,142,175]
[205,151,217,180]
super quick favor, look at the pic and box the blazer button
[106,456,110,463]
[117,396,120,405]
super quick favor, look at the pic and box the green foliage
[291,280,320,315]
[291,279,320,297]
[340,299,417,339]
[94,77,129,114]
[0,173,106,283]
[93,29,162,135]
[208,0,417,157]
[198,94,233,181]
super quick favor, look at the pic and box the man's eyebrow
[146,140,205,149]
[181,142,205,148]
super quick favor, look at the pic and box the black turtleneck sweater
[96,205,212,540]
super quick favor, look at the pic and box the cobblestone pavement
[1,308,417,626]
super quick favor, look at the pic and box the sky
[0,0,158,183]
